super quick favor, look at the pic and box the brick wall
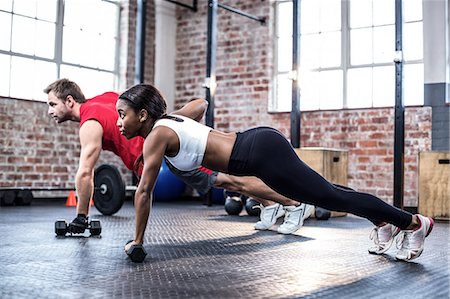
[296,107,432,206]
[174,0,273,132]
[174,0,433,207]
[0,0,156,197]
[0,99,133,196]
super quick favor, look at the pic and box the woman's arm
[130,128,170,244]
[171,98,208,122]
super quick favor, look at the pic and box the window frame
[0,0,121,101]
[270,0,424,113]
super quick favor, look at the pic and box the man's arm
[171,98,208,122]
[76,120,103,216]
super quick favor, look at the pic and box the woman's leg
[246,128,412,230]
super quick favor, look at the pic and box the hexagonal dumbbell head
[89,220,102,236]
[55,220,68,236]
[125,240,147,263]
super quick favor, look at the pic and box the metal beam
[393,0,404,209]
[164,0,197,12]
[218,3,265,24]
[135,0,147,84]
[205,0,218,128]
[290,0,301,148]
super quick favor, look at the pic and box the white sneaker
[254,203,285,230]
[368,224,400,254]
[277,204,314,235]
[395,214,434,261]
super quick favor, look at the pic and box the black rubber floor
[1,200,449,299]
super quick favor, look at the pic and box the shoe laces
[396,230,419,251]
[283,207,300,224]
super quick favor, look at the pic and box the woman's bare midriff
[202,130,237,173]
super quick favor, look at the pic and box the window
[0,0,120,101]
[271,0,423,112]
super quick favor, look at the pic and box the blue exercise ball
[153,160,186,201]
[211,187,225,204]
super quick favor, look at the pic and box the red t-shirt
[79,92,144,171]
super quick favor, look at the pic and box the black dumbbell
[54,219,102,236]
[314,206,331,220]
[125,240,147,263]
[245,197,261,216]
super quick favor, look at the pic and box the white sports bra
[153,115,212,171]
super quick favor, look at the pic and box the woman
[117,84,433,262]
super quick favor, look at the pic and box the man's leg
[166,161,312,234]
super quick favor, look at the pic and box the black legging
[227,127,412,229]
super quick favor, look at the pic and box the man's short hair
[44,79,86,103]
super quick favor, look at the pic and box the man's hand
[68,214,89,234]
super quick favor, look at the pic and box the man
[45,79,313,234]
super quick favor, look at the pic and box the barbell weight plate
[93,164,125,216]
[15,190,33,206]
[1,190,16,206]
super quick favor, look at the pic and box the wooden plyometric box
[418,151,450,221]
[294,147,348,217]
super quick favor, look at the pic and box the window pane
[36,0,57,22]
[301,0,320,34]
[62,26,82,64]
[10,56,34,99]
[319,70,343,110]
[373,0,394,26]
[404,0,422,22]
[0,0,13,11]
[300,34,320,69]
[320,0,341,31]
[0,12,12,51]
[33,60,57,100]
[278,36,292,72]
[373,25,394,63]
[60,65,115,98]
[94,35,117,71]
[13,0,36,17]
[347,67,372,108]
[299,71,320,111]
[97,1,119,37]
[404,63,424,106]
[35,20,55,59]
[373,66,394,107]
[11,15,35,55]
[349,0,372,28]
[320,31,341,67]
[65,0,100,32]
[63,27,96,67]
[63,0,84,27]
[350,28,373,65]
[10,57,56,100]
[0,54,11,96]
[404,22,423,61]
[275,73,292,112]
[277,1,292,38]
[78,31,98,67]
